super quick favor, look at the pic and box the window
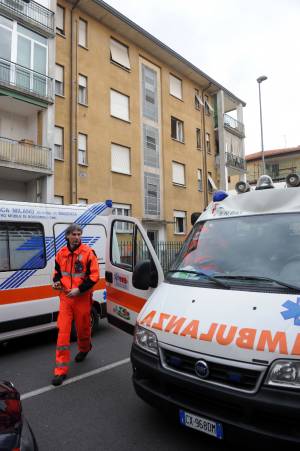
[110,89,129,121]
[204,95,214,115]
[170,74,182,100]
[144,172,160,216]
[54,126,64,160]
[78,19,87,47]
[142,64,158,122]
[195,89,203,110]
[54,195,64,204]
[196,128,201,149]
[174,211,186,234]
[110,38,130,69]
[171,116,184,142]
[78,75,88,105]
[172,161,185,186]
[197,169,203,191]
[112,203,131,232]
[206,133,211,154]
[143,124,159,168]
[208,172,217,193]
[0,222,46,271]
[78,198,88,205]
[56,5,65,34]
[78,133,87,165]
[111,143,130,175]
[55,64,64,96]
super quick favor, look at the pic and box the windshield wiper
[214,275,300,292]
[167,269,230,289]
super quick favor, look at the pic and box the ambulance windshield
[169,213,300,290]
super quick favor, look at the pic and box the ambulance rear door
[105,216,164,334]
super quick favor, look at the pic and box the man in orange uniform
[52,224,99,386]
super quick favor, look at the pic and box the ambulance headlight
[134,325,158,355]
[265,360,300,388]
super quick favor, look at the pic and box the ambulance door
[105,216,164,334]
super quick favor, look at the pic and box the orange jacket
[53,242,99,293]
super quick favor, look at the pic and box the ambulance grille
[161,348,265,393]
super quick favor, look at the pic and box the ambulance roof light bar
[255,175,274,190]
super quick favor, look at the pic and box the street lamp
[257,75,268,174]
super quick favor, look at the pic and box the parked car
[0,380,38,451]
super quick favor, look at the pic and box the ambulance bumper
[131,344,300,444]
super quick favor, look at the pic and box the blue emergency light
[213,191,228,202]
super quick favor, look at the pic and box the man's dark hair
[65,224,83,239]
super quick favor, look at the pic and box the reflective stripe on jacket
[53,242,99,292]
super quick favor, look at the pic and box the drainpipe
[201,83,212,208]
[70,0,80,203]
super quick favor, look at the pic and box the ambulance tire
[70,305,100,342]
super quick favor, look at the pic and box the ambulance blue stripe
[0,202,108,290]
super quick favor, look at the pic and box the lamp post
[257,75,268,174]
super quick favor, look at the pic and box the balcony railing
[0,136,52,171]
[0,0,54,35]
[247,165,298,183]
[0,58,54,103]
[225,151,246,171]
[224,113,245,138]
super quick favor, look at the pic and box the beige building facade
[54,0,245,240]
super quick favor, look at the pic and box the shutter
[55,127,62,145]
[170,75,182,99]
[55,65,63,82]
[143,124,159,168]
[79,19,87,46]
[111,144,130,174]
[56,6,64,31]
[172,162,185,185]
[110,39,130,69]
[110,90,129,121]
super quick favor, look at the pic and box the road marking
[20,357,130,401]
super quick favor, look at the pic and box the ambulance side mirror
[132,260,158,290]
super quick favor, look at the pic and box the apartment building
[0,0,55,202]
[54,0,246,240]
[246,146,300,185]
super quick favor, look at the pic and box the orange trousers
[54,293,92,376]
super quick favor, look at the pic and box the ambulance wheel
[90,305,100,335]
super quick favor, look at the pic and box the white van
[105,177,300,445]
[0,199,112,342]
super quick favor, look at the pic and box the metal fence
[118,240,183,274]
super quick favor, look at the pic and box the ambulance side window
[0,222,46,271]
[111,220,134,270]
[135,228,152,265]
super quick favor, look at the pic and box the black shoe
[52,375,66,386]
[75,351,89,362]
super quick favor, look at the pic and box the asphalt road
[0,321,243,451]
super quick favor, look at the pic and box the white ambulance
[0,199,113,342]
[105,175,300,445]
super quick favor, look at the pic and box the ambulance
[0,199,113,342]
[105,174,300,444]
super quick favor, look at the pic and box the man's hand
[66,288,80,297]
[53,281,63,290]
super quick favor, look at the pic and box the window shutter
[111,144,130,174]
[143,124,159,168]
[170,74,182,99]
[55,126,62,145]
[79,19,87,46]
[79,75,87,87]
[55,64,63,82]
[110,90,129,121]
[110,39,130,69]
[172,162,185,185]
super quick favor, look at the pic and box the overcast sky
[104,0,300,155]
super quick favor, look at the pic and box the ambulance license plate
[179,410,223,439]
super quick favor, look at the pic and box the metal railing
[247,164,298,183]
[224,113,245,137]
[0,136,52,171]
[0,58,54,103]
[118,240,183,274]
[0,0,54,35]
[225,152,246,171]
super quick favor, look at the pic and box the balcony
[247,165,298,184]
[224,113,245,138]
[225,152,246,172]
[0,0,54,36]
[0,58,54,103]
[0,136,52,173]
